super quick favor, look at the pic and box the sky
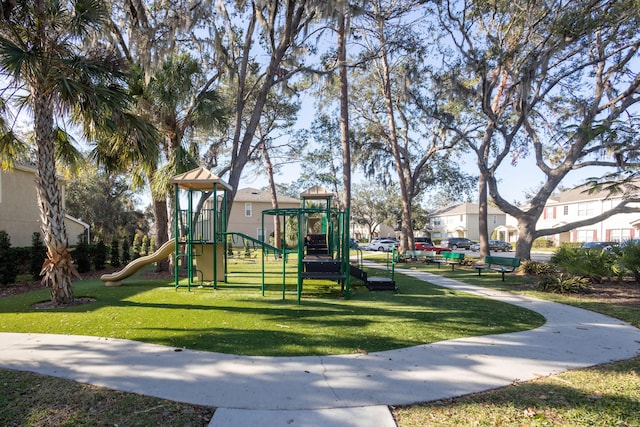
[234,92,613,208]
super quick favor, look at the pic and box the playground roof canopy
[300,185,335,200]
[169,167,233,192]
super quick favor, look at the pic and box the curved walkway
[1,267,639,426]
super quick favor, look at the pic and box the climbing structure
[168,167,231,290]
[261,186,351,303]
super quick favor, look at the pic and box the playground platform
[2,265,639,427]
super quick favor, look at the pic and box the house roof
[9,163,66,183]
[168,167,232,191]
[234,187,300,204]
[547,181,639,204]
[431,202,504,216]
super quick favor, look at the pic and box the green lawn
[2,255,638,426]
[0,257,544,356]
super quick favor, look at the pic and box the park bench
[473,256,521,281]
[433,251,464,271]
[404,250,437,263]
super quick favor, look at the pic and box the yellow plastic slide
[100,238,175,287]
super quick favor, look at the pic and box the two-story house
[228,188,301,243]
[428,202,508,242]
[0,164,89,247]
[535,182,640,245]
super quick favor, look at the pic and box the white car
[370,239,399,252]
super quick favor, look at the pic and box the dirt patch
[578,279,640,308]
[31,297,96,310]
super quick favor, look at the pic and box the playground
[100,167,394,304]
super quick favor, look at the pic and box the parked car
[414,236,433,246]
[618,238,640,248]
[349,238,359,249]
[581,241,617,251]
[441,237,474,250]
[414,242,451,254]
[489,240,512,251]
[362,239,398,252]
[470,240,512,252]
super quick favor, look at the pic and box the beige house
[534,182,640,245]
[428,202,508,242]
[228,188,301,243]
[0,164,88,247]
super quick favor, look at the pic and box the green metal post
[343,207,350,299]
[187,189,193,291]
[174,184,180,290]
[262,211,266,296]
[297,211,304,304]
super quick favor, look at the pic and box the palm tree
[134,54,227,270]
[0,0,140,305]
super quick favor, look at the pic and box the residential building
[535,182,640,245]
[428,202,508,242]
[0,164,89,247]
[227,188,301,243]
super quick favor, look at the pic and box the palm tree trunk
[33,88,75,305]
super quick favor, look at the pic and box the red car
[415,242,451,254]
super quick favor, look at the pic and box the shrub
[121,239,131,265]
[550,244,616,283]
[537,273,590,294]
[30,232,46,280]
[73,242,92,273]
[141,235,149,256]
[617,240,640,283]
[0,230,17,285]
[132,234,141,259]
[532,238,553,248]
[93,240,107,270]
[520,260,556,276]
[110,238,120,267]
[12,247,31,275]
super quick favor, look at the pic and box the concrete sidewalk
[1,267,639,426]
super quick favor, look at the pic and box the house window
[492,215,497,224]
[577,229,596,242]
[459,214,463,221]
[257,227,264,241]
[245,203,252,217]
[610,229,631,242]
[563,205,568,215]
[544,206,555,219]
[433,218,441,226]
[577,202,595,216]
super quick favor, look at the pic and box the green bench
[473,256,521,281]
[433,251,464,271]
[404,250,437,263]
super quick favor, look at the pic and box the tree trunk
[262,143,281,250]
[33,88,75,305]
[377,22,412,253]
[338,10,351,238]
[153,198,169,271]
[477,172,490,258]
[515,219,537,260]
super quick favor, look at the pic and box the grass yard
[0,257,544,356]
[388,257,640,426]
[1,253,638,426]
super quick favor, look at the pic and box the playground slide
[100,238,176,286]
